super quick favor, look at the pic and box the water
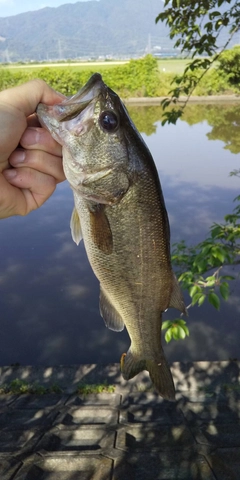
[0,102,239,366]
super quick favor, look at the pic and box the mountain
[0,0,170,62]
[0,0,238,63]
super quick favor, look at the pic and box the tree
[156,0,240,125]
[156,1,240,342]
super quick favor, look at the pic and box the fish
[37,73,186,400]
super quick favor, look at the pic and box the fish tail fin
[120,350,175,401]
[146,355,175,401]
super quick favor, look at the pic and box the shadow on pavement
[0,360,239,479]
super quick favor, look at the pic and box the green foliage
[0,56,162,98]
[163,195,240,343]
[76,382,115,394]
[0,379,63,395]
[156,0,240,124]
[217,45,240,85]
[162,319,189,343]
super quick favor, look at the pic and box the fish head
[37,73,133,191]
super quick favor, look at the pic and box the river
[0,102,239,366]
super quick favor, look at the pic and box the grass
[0,378,115,395]
[0,60,128,74]
[76,382,115,394]
[0,379,62,395]
[157,58,189,74]
[0,58,189,75]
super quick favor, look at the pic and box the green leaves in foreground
[165,194,240,343]
[162,319,189,343]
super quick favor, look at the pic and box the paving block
[0,395,18,408]
[119,402,184,425]
[12,394,69,410]
[180,400,240,424]
[191,423,240,447]
[0,429,41,453]
[65,393,121,407]
[121,393,169,406]
[0,408,57,430]
[116,424,194,451]
[0,456,22,480]
[13,454,113,480]
[54,406,118,426]
[113,451,216,480]
[207,448,240,480]
[37,426,115,452]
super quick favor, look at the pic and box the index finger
[0,79,65,118]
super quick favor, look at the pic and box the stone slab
[113,452,216,480]
[116,424,194,452]
[54,406,118,426]
[208,448,240,480]
[65,393,121,407]
[37,426,115,452]
[0,429,41,453]
[192,423,240,447]
[119,402,184,425]
[0,456,22,480]
[14,455,113,480]
[12,394,69,410]
[0,408,57,430]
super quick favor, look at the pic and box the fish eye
[99,111,119,132]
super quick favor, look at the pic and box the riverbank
[124,94,240,104]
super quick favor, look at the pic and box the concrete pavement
[0,360,239,479]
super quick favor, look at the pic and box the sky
[0,0,94,18]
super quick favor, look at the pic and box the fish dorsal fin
[89,204,113,255]
[168,274,187,315]
[70,207,82,245]
[99,287,125,332]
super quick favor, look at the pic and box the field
[1,58,189,75]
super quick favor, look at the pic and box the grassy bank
[0,55,238,98]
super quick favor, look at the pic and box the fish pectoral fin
[70,207,82,245]
[82,168,113,185]
[168,274,187,315]
[99,287,125,332]
[89,204,113,254]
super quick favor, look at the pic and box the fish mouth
[37,73,107,127]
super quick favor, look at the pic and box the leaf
[162,320,172,331]
[198,294,206,307]
[220,282,230,300]
[165,328,173,343]
[208,292,220,310]
[189,285,201,298]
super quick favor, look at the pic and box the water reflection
[0,103,239,366]
[128,103,240,155]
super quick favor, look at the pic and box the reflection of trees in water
[182,104,240,155]
[129,103,240,154]
[127,106,161,136]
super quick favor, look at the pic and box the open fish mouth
[37,73,106,129]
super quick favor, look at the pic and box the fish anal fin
[169,274,187,315]
[89,204,113,254]
[70,207,82,245]
[100,287,125,332]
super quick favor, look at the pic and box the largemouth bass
[37,73,186,400]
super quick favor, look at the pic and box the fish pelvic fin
[120,350,175,401]
[70,207,82,245]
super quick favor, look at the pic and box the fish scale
[37,73,186,400]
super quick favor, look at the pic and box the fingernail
[10,150,26,165]
[21,127,40,146]
[3,168,17,179]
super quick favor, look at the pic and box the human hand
[0,79,66,219]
